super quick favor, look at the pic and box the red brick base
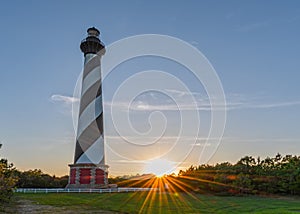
[66,163,109,188]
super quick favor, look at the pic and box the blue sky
[0,1,300,176]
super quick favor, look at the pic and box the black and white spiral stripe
[74,53,104,164]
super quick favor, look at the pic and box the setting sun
[144,158,176,177]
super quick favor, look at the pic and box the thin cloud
[50,94,79,105]
[193,143,211,147]
[105,100,300,112]
[105,91,300,112]
[107,135,224,142]
[164,89,203,97]
[243,101,300,109]
[112,159,147,164]
[189,40,199,46]
[227,137,300,143]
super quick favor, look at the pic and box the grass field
[4,192,299,213]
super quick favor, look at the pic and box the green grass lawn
[14,192,300,214]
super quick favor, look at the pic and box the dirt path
[1,198,119,214]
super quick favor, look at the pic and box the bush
[0,159,17,202]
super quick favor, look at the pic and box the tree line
[177,153,300,195]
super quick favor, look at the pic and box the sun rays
[113,172,232,213]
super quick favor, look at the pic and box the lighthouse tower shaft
[67,27,108,188]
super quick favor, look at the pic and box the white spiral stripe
[81,66,101,96]
[77,95,102,138]
[84,53,97,64]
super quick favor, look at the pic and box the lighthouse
[67,27,108,188]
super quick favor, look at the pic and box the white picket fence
[15,187,159,194]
